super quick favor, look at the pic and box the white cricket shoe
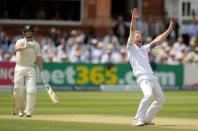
[25,112,32,117]
[133,120,144,126]
[24,110,32,117]
[18,112,24,117]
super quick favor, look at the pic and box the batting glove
[40,71,46,83]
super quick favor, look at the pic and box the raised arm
[150,19,174,48]
[127,8,140,45]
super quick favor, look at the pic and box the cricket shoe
[25,112,32,117]
[24,111,32,117]
[18,111,24,117]
[133,119,144,126]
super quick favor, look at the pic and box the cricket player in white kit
[127,8,174,126]
[14,25,43,117]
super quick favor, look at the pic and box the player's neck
[26,37,33,42]
[135,43,142,47]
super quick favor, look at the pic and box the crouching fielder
[127,8,174,126]
[14,25,43,117]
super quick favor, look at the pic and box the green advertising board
[154,64,183,89]
[38,63,183,89]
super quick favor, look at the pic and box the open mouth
[137,40,141,43]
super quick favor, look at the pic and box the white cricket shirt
[16,38,41,67]
[126,32,154,78]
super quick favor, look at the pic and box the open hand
[131,8,140,19]
[168,19,175,32]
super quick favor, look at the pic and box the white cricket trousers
[134,79,165,123]
[13,64,37,114]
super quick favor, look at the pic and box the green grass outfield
[0,91,198,131]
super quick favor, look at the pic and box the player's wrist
[23,46,26,50]
[40,71,46,82]
[132,16,136,19]
[21,44,27,50]
[40,71,44,77]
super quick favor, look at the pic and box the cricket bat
[41,74,59,104]
[43,82,59,104]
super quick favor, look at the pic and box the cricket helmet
[23,25,34,38]
[23,25,34,33]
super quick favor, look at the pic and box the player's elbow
[150,38,161,46]
[143,93,153,102]
[36,56,42,62]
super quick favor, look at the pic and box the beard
[25,35,33,39]
[24,33,33,39]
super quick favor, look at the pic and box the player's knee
[157,95,165,106]
[27,87,37,94]
[13,84,24,95]
[144,93,153,101]
[14,80,24,93]
[13,87,23,96]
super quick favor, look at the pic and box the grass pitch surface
[0,91,198,131]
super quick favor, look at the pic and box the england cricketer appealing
[14,25,43,117]
[126,8,174,126]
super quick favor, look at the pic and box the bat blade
[44,84,59,104]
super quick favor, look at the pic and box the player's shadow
[157,124,193,127]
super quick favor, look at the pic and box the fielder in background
[14,25,43,117]
[126,8,174,126]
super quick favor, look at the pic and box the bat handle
[40,71,47,84]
